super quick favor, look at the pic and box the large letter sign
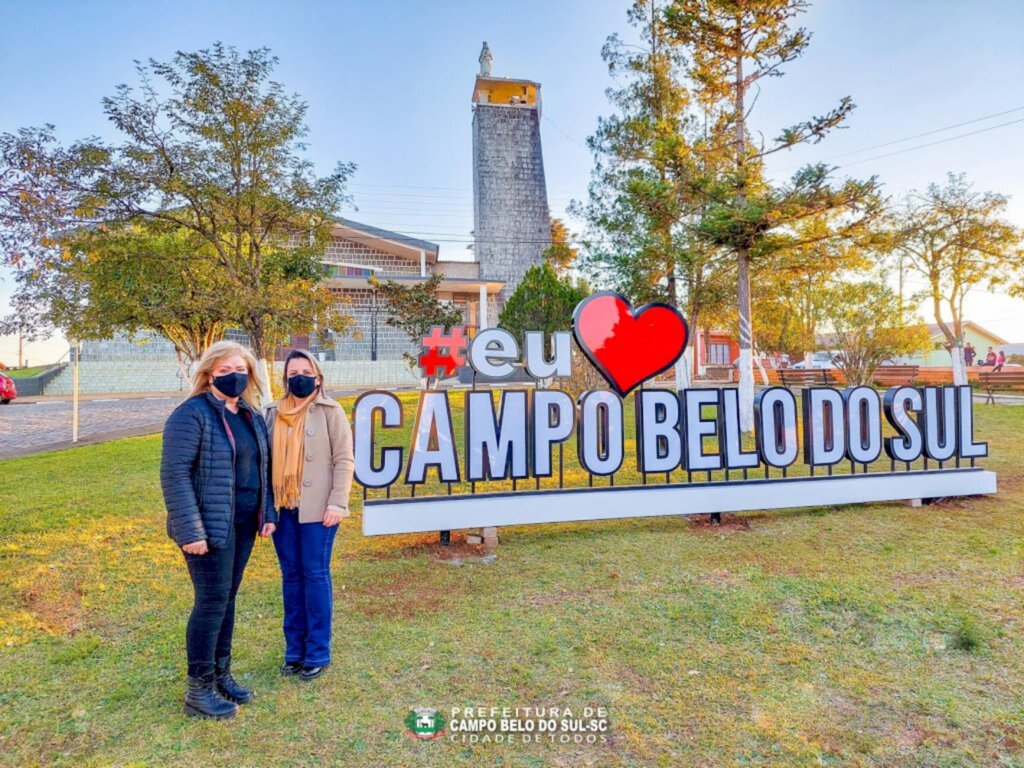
[352,292,997,536]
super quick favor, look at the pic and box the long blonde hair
[189,340,266,408]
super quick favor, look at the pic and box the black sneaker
[280,661,303,677]
[300,664,329,681]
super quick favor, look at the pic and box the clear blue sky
[2,0,1023,365]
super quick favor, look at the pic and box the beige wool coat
[265,392,355,524]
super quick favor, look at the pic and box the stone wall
[472,103,551,313]
[331,288,419,361]
[80,331,179,361]
[318,360,421,389]
[45,361,187,395]
[330,287,475,363]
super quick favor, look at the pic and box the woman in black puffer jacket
[161,341,277,720]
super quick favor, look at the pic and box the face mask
[288,374,318,399]
[212,371,248,399]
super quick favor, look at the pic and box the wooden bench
[978,369,1024,404]
[872,365,919,388]
[778,368,835,388]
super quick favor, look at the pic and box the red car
[0,372,16,404]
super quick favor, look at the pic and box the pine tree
[665,0,878,429]
[578,0,730,386]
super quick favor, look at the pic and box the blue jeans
[272,508,337,666]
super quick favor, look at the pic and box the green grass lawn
[1,365,52,379]
[0,393,1022,767]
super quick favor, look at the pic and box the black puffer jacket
[160,392,277,548]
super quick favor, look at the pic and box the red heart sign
[572,292,689,397]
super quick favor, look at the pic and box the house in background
[689,320,1016,378]
[692,329,740,377]
[901,321,1009,367]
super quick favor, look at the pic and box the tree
[0,290,47,369]
[665,0,879,429]
[370,273,464,386]
[6,223,229,373]
[499,263,598,394]
[0,126,85,274]
[751,214,874,362]
[545,218,579,275]
[577,0,731,388]
[1,44,354,390]
[821,279,931,387]
[498,263,589,341]
[894,173,1021,385]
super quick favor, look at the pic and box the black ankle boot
[215,655,254,705]
[184,674,238,720]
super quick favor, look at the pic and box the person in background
[963,343,976,367]
[994,350,1006,372]
[982,347,997,366]
[266,349,354,682]
[161,341,277,720]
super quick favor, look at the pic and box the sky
[2,0,1023,366]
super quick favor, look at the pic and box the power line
[542,114,591,152]
[351,191,578,205]
[787,104,1024,169]
[777,110,1024,172]
[349,181,583,195]
[835,117,1024,169]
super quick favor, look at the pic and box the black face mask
[288,374,318,399]
[212,371,248,399]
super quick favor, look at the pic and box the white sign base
[362,469,997,536]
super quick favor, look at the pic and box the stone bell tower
[471,43,551,317]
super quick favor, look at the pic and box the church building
[316,42,551,363]
[81,44,551,385]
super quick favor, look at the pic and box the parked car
[790,352,837,370]
[0,372,16,404]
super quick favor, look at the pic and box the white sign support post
[476,284,498,548]
[70,340,80,444]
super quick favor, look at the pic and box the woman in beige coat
[266,349,354,681]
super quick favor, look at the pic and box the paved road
[0,396,184,459]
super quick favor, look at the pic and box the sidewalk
[9,390,188,405]
[0,422,171,461]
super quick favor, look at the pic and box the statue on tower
[478,41,492,77]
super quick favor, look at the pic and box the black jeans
[182,520,257,677]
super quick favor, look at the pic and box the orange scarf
[272,394,314,510]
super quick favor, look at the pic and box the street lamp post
[370,288,380,362]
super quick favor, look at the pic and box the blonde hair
[281,348,326,395]
[189,340,266,407]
